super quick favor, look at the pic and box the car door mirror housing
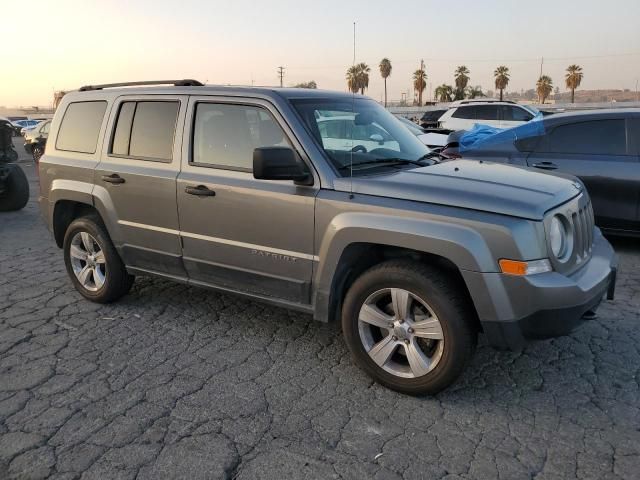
[369,133,384,144]
[253,147,312,185]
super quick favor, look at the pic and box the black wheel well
[327,243,481,331]
[52,200,100,247]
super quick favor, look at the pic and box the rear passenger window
[56,101,107,153]
[542,120,627,155]
[474,105,499,121]
[110,101,179,161]
[192,103,290,170]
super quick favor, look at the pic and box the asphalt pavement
[1,140,639,479]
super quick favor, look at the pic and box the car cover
[459,113,545,153]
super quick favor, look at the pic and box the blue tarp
[459,113,545,152]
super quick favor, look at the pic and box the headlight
[549,215,570,260]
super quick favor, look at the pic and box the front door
[176,97,317,304]
[94,95,187,277]
[526,117,640,232]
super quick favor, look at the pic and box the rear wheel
[63,215,134,303]
[0,164,29,211]
[342,260,477,395]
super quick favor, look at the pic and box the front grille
[571,199,594,263]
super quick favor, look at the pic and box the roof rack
[78,79,204,92]
[458,99,516,105]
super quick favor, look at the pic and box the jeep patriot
[38,80,617,394]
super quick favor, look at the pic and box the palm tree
[536,75,553,104]
[494,66,510,101]
[413,67,427,105]
[379,58,392,107]
[454,65,470,100]
[346,63,371,95]
[565,64,583,103]
[346,66,359,93]
[466,86,484,99]
[435,84,453,102]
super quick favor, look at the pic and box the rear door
[473,105,500,128]
[94,95,188,277]
[176,96,317,304]
[526,117,640,232]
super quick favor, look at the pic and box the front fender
[312,211,497,322]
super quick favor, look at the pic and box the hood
[333,159,582,220]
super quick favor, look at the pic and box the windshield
[291,98,431,176]
[396,116,425,136]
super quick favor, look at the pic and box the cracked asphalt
[1,141,639,480]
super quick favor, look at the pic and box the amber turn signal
[499,258,552,276]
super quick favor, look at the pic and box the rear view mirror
[253,147,312,185]
[369,133,384,144]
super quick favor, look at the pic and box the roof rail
[78,79,204,92]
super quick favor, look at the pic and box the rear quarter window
[56,101,107,154]
[451,106,476,119]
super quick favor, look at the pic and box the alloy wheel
[69,232,107,292]
[358,288,444,378]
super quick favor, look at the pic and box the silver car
[38,80,617,395]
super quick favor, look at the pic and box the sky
[2,0,640,107]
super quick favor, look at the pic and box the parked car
[438,99,539,131]
[396,116,449,149]
[443,109,640,235]
[420,109,447,128]
[0,120,29,211]
[39,80,617,395]
[11,119,41,136]
[23,120,50,161]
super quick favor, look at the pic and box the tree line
[341,61,584,105]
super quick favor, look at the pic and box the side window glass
[192,103,290,170]
[110,101,179,161]
[56,101,107,153]
[543,120,627,155]
[474,105,499,121]
[505,106,533,121]
[452,106,476,119]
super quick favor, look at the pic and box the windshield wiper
[338,158,425,170]
[417,152,443,163]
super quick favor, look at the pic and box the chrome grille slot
[572,199,594,262]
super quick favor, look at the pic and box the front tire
[0,164,29,211]
[342,260,477,395]
[63,215,134,303]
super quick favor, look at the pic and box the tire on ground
[63,214,134,303]
[342,259,477,395]
[0,164,29,212]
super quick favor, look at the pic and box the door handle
[531,161,558,170]
[102,173,125,184]
[185,185,216,197]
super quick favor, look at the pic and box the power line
[277,66,285,87]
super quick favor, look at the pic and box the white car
[438,99,539,131]
[317,116,400,152]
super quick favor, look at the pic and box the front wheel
[342,260,477,395]
[63,215,134,303]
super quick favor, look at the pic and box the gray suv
[38,80,617,395]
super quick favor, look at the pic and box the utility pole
[277,66,285,87]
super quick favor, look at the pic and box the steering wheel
[351,145,367,153]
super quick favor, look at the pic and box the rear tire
[0,164,29,212]
[63,214,134,303]
[342,260,477,395]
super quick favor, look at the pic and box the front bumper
[463,229,617,350]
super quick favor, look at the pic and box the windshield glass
[291,98,430,176]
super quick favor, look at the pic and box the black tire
[0,164,29,212]
[63,214,134,303]
[342,260,477,395]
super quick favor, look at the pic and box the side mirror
[369,133,384,145]
[253,147,312,185]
